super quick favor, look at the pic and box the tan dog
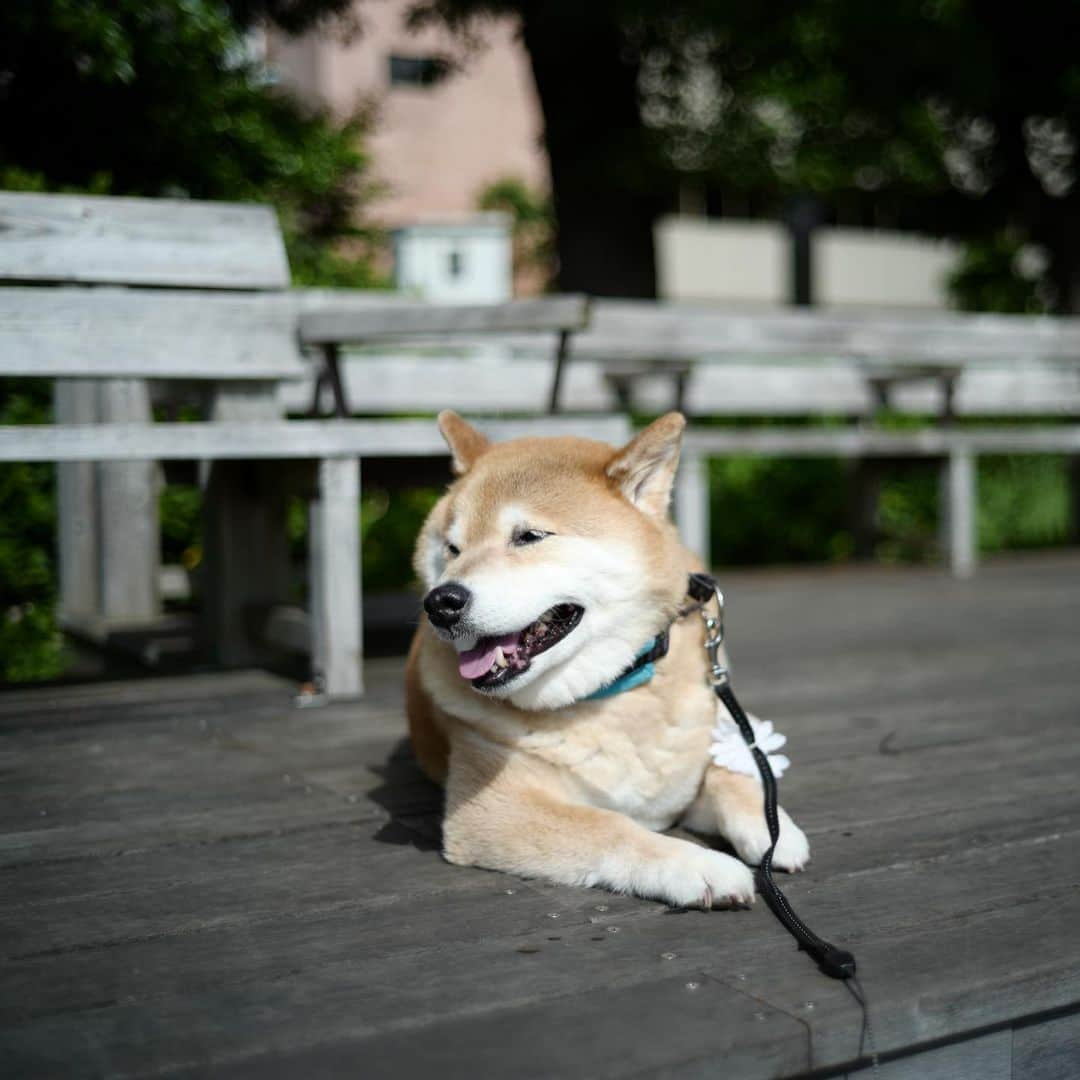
[405,411,809,908]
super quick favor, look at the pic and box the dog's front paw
[640,840,756,910]
[724,806,810,872]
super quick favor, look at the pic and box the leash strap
[689,573,857,981]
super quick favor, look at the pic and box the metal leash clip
[698,579,729,688]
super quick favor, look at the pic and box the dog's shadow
[368,737,445,853]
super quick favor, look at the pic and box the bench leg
[849,458,883,561]
[310,457,363,698]
[941,448,977,579]
[200,384,291,666]
[675,449,710,563]
[201,460,292,665]
[54,380,101,622]
[97,379,160,621]
[547,329,571,413]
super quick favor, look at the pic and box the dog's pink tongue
[457,633,520,680]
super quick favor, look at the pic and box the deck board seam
[0,810,392,874]
[788,1000,1080,1080]
[808,827,1079,883]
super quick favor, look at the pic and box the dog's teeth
[494,646,508,669]
[536,622,548,635]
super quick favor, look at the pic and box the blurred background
[3,0,1079,683]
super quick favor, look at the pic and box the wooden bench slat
[577,300,1080,363]
[299,295,589,345]
[0,416,634,463]
[0,193,290,290]
[0,288,306,379]
[682,426,1080,456]
[3,420,1076,465]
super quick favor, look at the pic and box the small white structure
[392,214,512,303]
[815,227,958,309]
[656,218,787,306]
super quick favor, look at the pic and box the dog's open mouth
[457,603,584,689]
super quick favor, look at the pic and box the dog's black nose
[424,582,471,628]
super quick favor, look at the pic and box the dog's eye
[513,528,549,546]
[445,541,461,557]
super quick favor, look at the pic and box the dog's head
[413,412,689,711]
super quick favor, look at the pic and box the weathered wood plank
[580,299,1080,364]
[0,287,305,379]
[199,385,293,668]
[278,350,1080,417]
[0,192,289,289]
[96,379,160,621]
[4,689,1074,959]
[310,457,363,697]
[0,897,809,1080]
[3,848,1076,1078]
[299,294,589,345]
[734,896,1080,1073]
[0,415,633,463]
[52,380,100,621]
[674,446,710,558]
[849,1030,1012,1080]
[194,974,810,1080]
[0,668,293,724]
[940,447,976,577]
[682,425,1080,457]
[2,556,1078,1078]
[1012,1010,1080,1080]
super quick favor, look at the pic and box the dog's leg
[443,742,755,909]
[683,765,810,872]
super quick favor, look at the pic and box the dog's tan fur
[405,412,808,908]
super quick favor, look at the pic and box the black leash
[691,574,876,1071]
[687,573,858,979]
[688,572,880,1072]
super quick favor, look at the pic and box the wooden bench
[673,425,1080,579]
[299,295,590,415]
[0,191,630,696]
[0,191,300,665]
[276,295,1080,577]
[280,299,1080,420]
[566,301,1080,575]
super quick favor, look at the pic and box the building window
[448,250,464,279]
[388,55,449,88]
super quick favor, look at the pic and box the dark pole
[785,193,826,306]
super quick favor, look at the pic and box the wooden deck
[2,553,1079,1078]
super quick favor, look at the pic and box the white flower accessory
[709,706,791,781]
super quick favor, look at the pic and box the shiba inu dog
[405,411,809,909]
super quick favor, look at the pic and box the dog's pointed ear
[438,410,491,475]
[606,412,686,519]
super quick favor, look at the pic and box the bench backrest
[0,192,289,290]
[283,297,1080,417]
[299,295,589,346]
[0,191,304,382]
[577,300,1080,364]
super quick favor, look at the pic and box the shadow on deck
[2,553,1079,1078]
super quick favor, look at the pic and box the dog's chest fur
[522,685,715,830]
[421,618,717,832]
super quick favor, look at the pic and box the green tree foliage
[476,176,556,290]
[414,1,1080,307]
[0,383,64,683]
[1,0,385,284]
[0,0,384,680]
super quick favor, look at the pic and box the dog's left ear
[438,410,491,475]
[606,412,686,519]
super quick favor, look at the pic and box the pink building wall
[267,1,550,228]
